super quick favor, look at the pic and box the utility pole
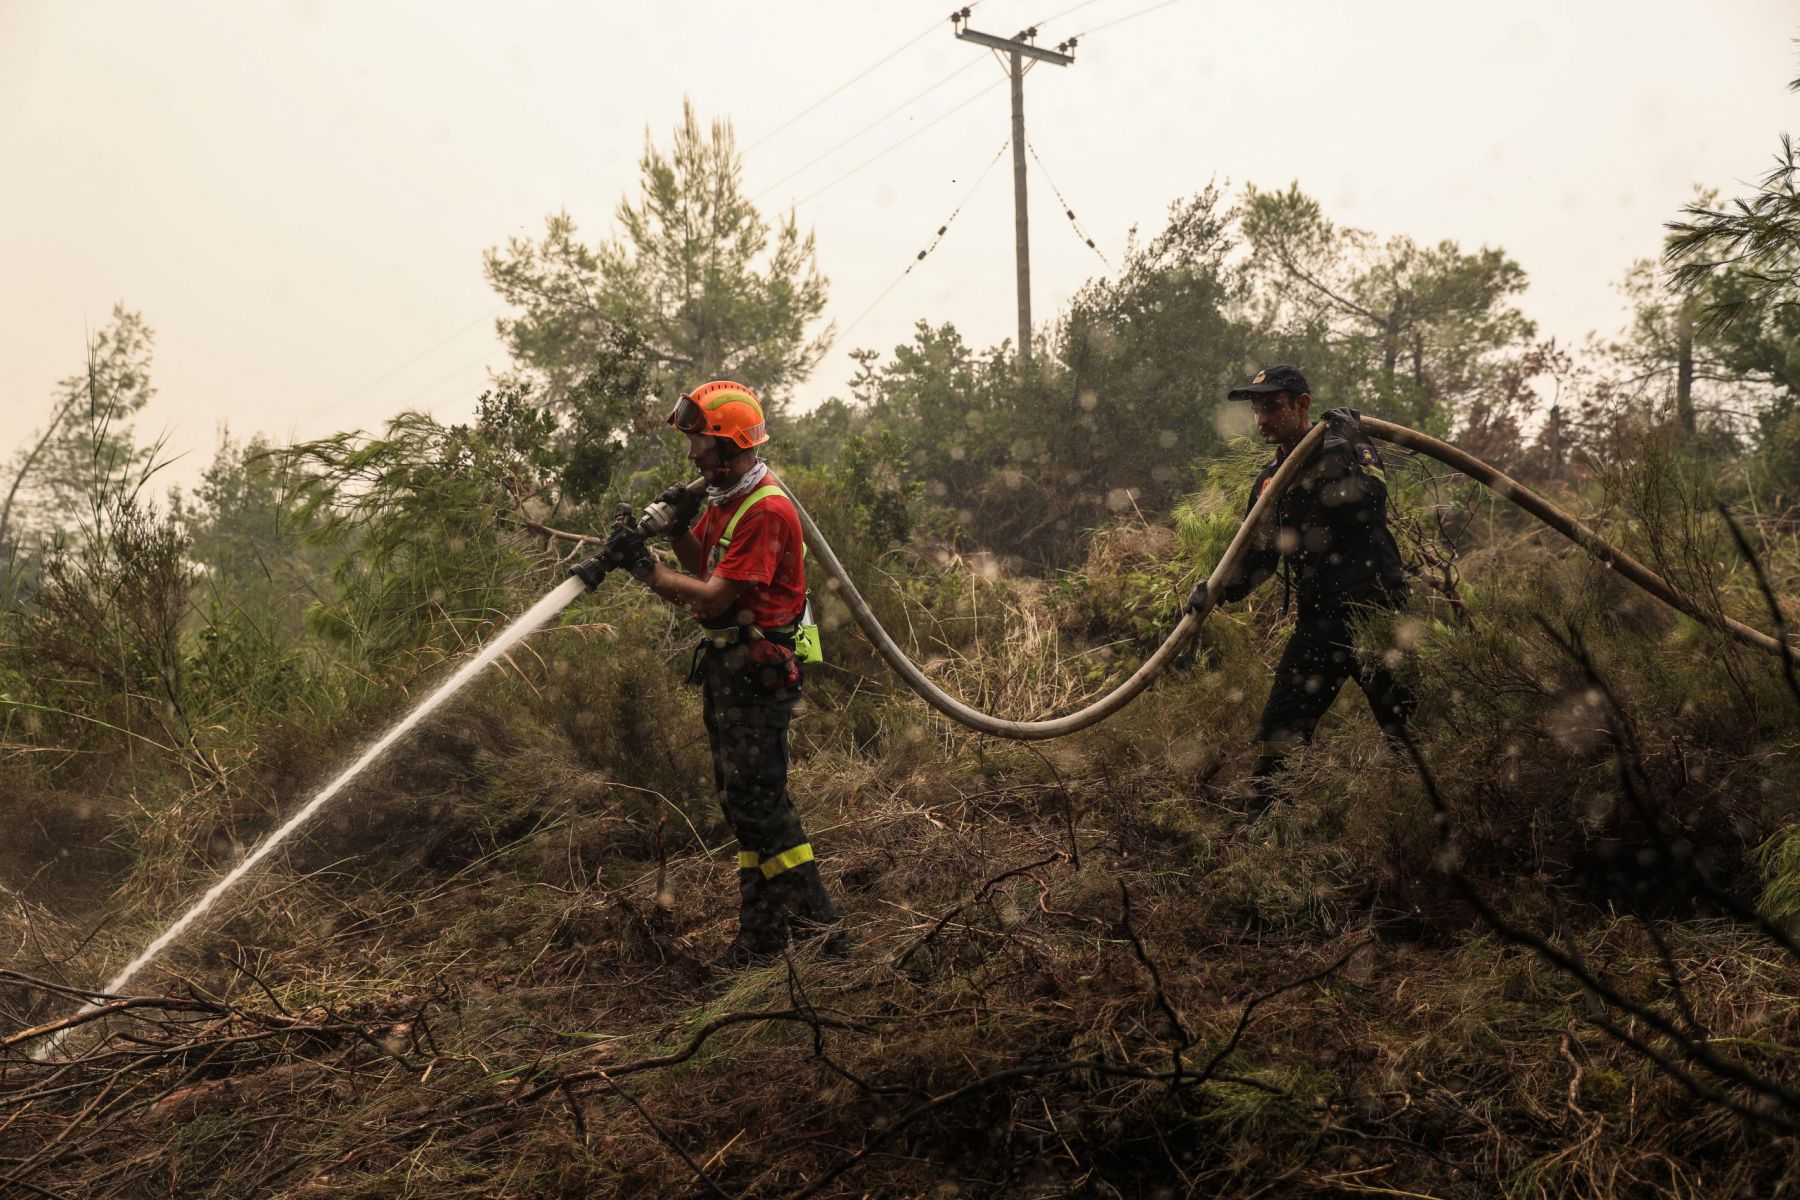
[952,9,1075,366]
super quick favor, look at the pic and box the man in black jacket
[1187,364,1414,802]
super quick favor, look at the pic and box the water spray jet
[24,424,1797,1055]
[25,481,702,1060]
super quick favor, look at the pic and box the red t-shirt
[690,477,807,629]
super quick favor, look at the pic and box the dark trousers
[1253,608,1415,781]
[699,644,808,860]
[698,643,837,947]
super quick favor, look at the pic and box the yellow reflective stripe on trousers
[758,842,814,879]
[737,851,761,870]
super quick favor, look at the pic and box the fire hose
[773,418,1799,741]
[26,416,1794,1051]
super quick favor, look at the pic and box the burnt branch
[1395,726,1800,1133]
[1719,504,1800,708]
[1116,881,1191,1084]
[1193,939,1371,1085]
[1538,619,1800,965]
[891,853,1065,969]
[591,1070,733,1200]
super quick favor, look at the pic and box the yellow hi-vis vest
[712,484,822,665]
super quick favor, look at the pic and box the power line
[743,10,965,153]
[302,307,501,422]
[790,75,1009,209]
[300,24,976,433]
[302,69,998,431]
[1029,0,1113,30]
[300,7,1091,434]
[1071,0,1189,38]
[820,138,1012,359]
[392,346,506,409]
[949,15,1076,365]
[1027,140,1112,268]
[752,57,985,202]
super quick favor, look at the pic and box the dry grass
[5,500,1800,1197]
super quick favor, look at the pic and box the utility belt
[688,617,812,692]
[698,620,797,652]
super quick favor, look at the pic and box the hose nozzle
[567,478,707,591]
[569,554,610,590]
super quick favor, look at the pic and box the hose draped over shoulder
[786,418,1799,741]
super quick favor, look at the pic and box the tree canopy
[484,100,830,418]
[1666,129,1800,332]
[1240,183,1534,432]
[3,304,158,552]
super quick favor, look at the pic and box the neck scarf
[706,459,769,507]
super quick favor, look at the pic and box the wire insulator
[815,138,1011,359]
[1027,140,1112,269]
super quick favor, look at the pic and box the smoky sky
[1,0,1794,491]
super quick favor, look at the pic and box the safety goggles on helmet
[667,392,706,434]
[665,380,770,450]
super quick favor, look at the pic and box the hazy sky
[2,1,1795,493]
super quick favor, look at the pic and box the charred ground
[4,429,1800,1198]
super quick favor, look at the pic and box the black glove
[1184,578,1210,615]
[606,533,656,581]
[655,483,702,538]
[569,521,655,591]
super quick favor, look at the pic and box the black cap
[1227,363,1309,400]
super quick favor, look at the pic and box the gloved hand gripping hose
[570,478,709,589]
[784,419,1800,741]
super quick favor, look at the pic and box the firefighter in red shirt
[627,380,846,965]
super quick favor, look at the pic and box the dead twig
[891,854,1065,969]
[1116,881,1191,1085]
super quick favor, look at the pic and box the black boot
[716,866,789,968]
[772,862,851,958]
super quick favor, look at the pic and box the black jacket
[1218,410,1409,615]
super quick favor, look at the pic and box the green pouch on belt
[794,599,823,665]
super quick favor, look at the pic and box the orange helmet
[667,380,768,450]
